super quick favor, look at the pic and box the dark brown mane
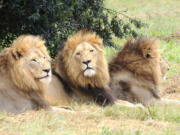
[109,37,161,106]
[109,37,160,84]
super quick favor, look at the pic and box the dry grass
[0,104,180,135]
[161,75,180,100]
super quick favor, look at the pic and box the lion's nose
[43,69,50,73]
[83,60,91,65]
[146,53,151,58]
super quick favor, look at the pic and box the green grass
[1,0,180,135]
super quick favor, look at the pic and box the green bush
[0,0,144,58]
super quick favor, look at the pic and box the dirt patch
[160,75,180,99]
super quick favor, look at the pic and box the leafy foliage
[0,0,144,57]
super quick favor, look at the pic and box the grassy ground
[1,0,180,135]
[1,105,180,135]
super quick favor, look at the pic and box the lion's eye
[90,49,94,52]
[32,59,37,62]
[43,56,46,59]
[76,52,80,55]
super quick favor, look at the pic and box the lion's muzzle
[82,60,96,77]
[39,69,52,83]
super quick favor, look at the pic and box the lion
[109,38,180,106]
[0,35,52,114]
[45,31,116,106]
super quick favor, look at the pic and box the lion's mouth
[38,75,52,83]
[85,67,93,70]
[84,67,96,77]
[38,75,50,79]
[163,74,167,80]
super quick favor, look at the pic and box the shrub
[0,0,144,57]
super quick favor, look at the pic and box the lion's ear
[11,50,23,60]
[94,44,104,53]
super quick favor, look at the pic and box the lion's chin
[163,74,167,80]
[39,76,52,83]
[84,69,96,77]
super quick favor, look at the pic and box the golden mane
[52,31,114,106]
[10,35,48,57]
[54,31,109,88]
[7,35,50,92]
[64,30,103,51]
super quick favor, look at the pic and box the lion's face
[8,35,52,91]
[21,48,51,83]
[11,47,52,86]
[72,42,98,77]
[58,31,109,87]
